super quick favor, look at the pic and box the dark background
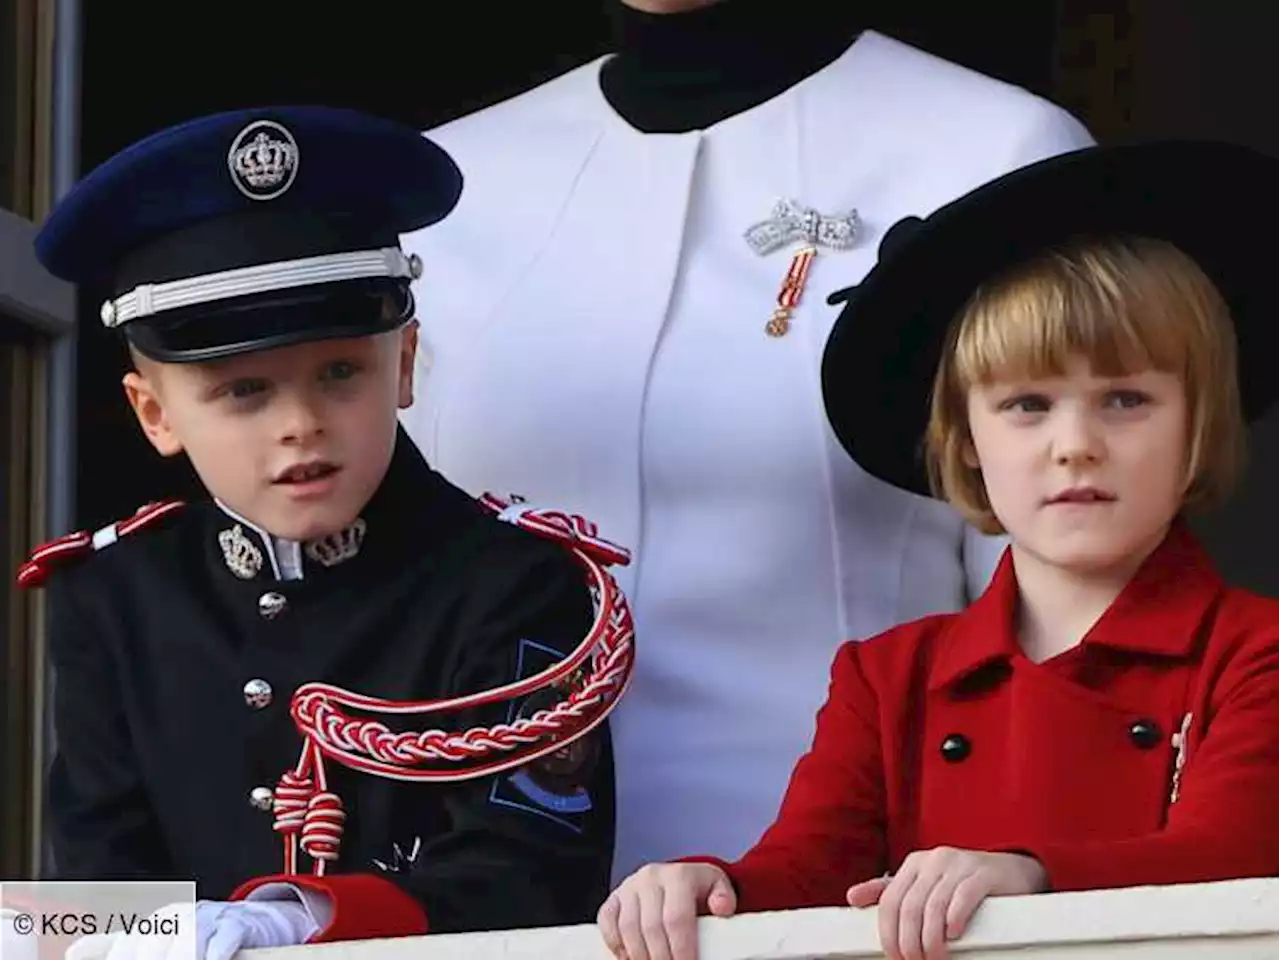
[74,1,1277,592]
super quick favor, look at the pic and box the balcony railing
[251,876,1277,959]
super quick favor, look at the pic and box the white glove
[64,899,319,960]
[195,901,319,960]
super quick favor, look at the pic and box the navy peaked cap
[34,105,462,362]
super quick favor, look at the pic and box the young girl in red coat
[597,139,1278,960]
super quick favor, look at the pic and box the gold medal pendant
[766,246,817,337]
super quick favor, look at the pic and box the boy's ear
[396,320,419,409]
[960,433,980,469]
[122,370,183,456]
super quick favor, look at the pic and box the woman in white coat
[399,0,1095,882]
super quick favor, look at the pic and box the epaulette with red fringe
[15,499,186,589]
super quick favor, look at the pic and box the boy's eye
[227,378,268,399]
[322,361,360,382]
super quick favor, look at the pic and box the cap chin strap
[100,247,423,329]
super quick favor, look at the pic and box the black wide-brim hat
[821,139,1276,498]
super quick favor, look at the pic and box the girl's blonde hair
[925,235,1244,535]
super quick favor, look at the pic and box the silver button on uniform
[249,786,274,811]
[243,678,273,709]
[258,592,287,619]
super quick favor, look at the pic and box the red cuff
[1022,837,1163,893]
[1015,834,1280,895]
[232,873,428,942]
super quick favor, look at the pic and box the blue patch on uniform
[488,638,598,832]
[507,770,593,814]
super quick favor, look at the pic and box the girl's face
[966,354,1189,578]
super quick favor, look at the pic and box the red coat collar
[929,523,1224,692]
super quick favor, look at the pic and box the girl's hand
[847,847,1047,960]
[598,862,738,960]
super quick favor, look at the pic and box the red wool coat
[697,525,1279,911]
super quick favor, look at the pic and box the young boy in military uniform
[22,105,632,956]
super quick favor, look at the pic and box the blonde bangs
[950,238,1205,391]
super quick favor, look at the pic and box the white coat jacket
[400,31,1095,880]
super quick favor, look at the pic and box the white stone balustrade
[248,876,1277,960]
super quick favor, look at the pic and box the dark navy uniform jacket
[39,429,614,936]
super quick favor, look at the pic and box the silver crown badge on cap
[228,120,299,201]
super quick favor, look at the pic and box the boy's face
[965,354,1188,579]
[123,324,418,542]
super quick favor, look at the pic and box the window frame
[0,0,77,880]
[0,207,74,337]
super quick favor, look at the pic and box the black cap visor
[123,277,412,364]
